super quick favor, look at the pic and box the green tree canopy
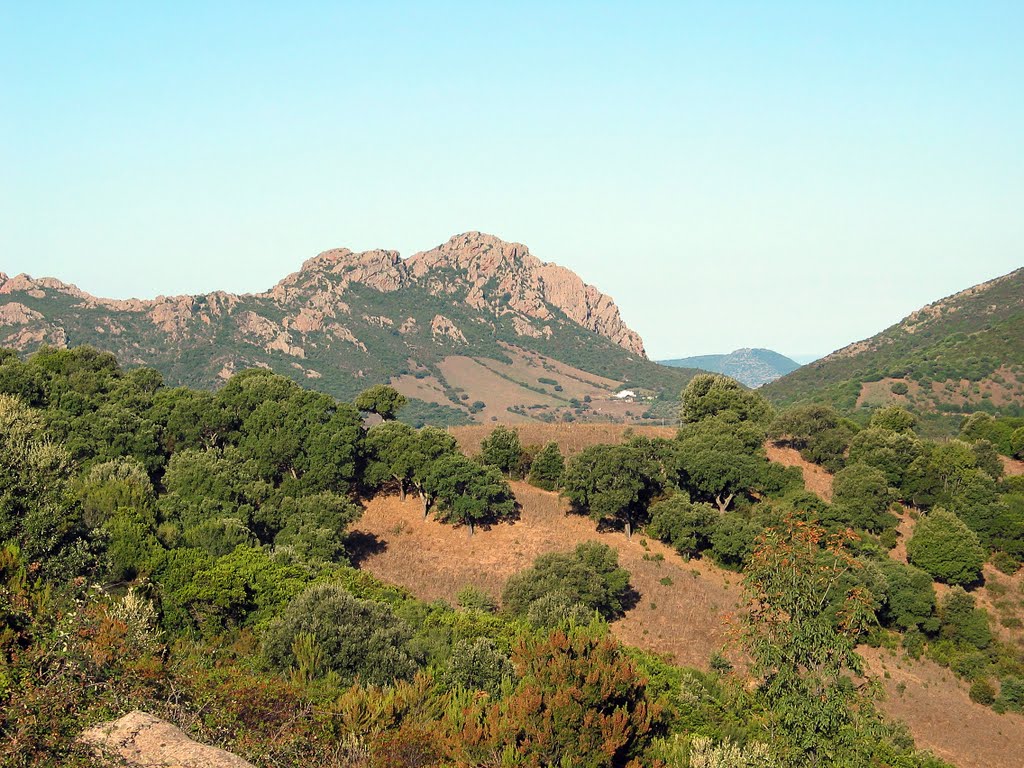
[742,515,875,763]
[480,425,523,477]
[527,441,565,491]
[502,542,632,620]
[423,454,515,533]
[646,493,717,559]
[681,373,773,424]
[264,584,417,685]
[354,384,408,421]
[829,462,894,533]
[0,394,87,580]
[870,405,918,434]
[906,509,985,586]
[674,416,769,512]
[562,443,663,537]
[768,404,855,471]
[364,420,418,500]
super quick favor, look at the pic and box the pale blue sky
[2,2,1021,360]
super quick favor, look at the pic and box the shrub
[525,592,595,629]
[527,442,565,491]
[1000,676,1024,709]
[991,551,1021,575]
[907,509,985,586]
[871,405,917,433]
[890,381,910,396]
[455,585,497,613]
[969,678,996,705]
[876,560,937,632]
[646,494,716,558]
[264,584,417,685]
[938,588,992,650]
[442,638,513,696]
[830,462,895,532]
[502,542,631,620]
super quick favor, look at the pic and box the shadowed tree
[674,416,768,512]
[364,420,417,500]
[423,454,515,534]
[562,443,662,538]
[355,384,408,421]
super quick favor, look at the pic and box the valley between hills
[3,236,1024,768]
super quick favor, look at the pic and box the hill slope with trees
[762,267,1024,431]
[660,348,800,388]
[0,232,700,426]
[3,345,1002,767]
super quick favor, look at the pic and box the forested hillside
[6,346,1024,766]
[763,267,1024,432]
[660,348,799,388]
[0,233,700,426]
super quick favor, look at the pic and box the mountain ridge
[659,347,800,388]
[762,266,1024,428]
[0,232,695,425]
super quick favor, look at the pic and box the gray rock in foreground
[80,710,254,768]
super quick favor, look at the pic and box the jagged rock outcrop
[0,232,683,421]
[80,710,255,767]
[406,232,646,356]
[0,232,644,357]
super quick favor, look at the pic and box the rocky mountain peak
[405,232,645,357]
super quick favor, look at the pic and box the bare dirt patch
[861,647,1024,768]
[1002,456,1024,476]
[889,506,916,565]
[390,372,455,408]
[350,481,739,669]
[763,442,834,501]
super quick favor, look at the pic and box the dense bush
[502,542,632,620]
[768,403,854,470]
[646,493,716,559]
[906,509,985,586]
[875,560,937,632]
[830,462,895,533]
[264,584,417,685]
[442,637,514,696]
[527,441,565,490]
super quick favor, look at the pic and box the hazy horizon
[3,3,1021,360]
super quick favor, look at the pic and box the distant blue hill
[658,348,800,388]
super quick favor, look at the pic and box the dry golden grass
[438,356,563,422]
[763,442,834,501]
[861,646,1024,768]
[390,372,452,407]
[350,429,1020,768]
[1003,455,1024,476]
[350,481,739,669]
